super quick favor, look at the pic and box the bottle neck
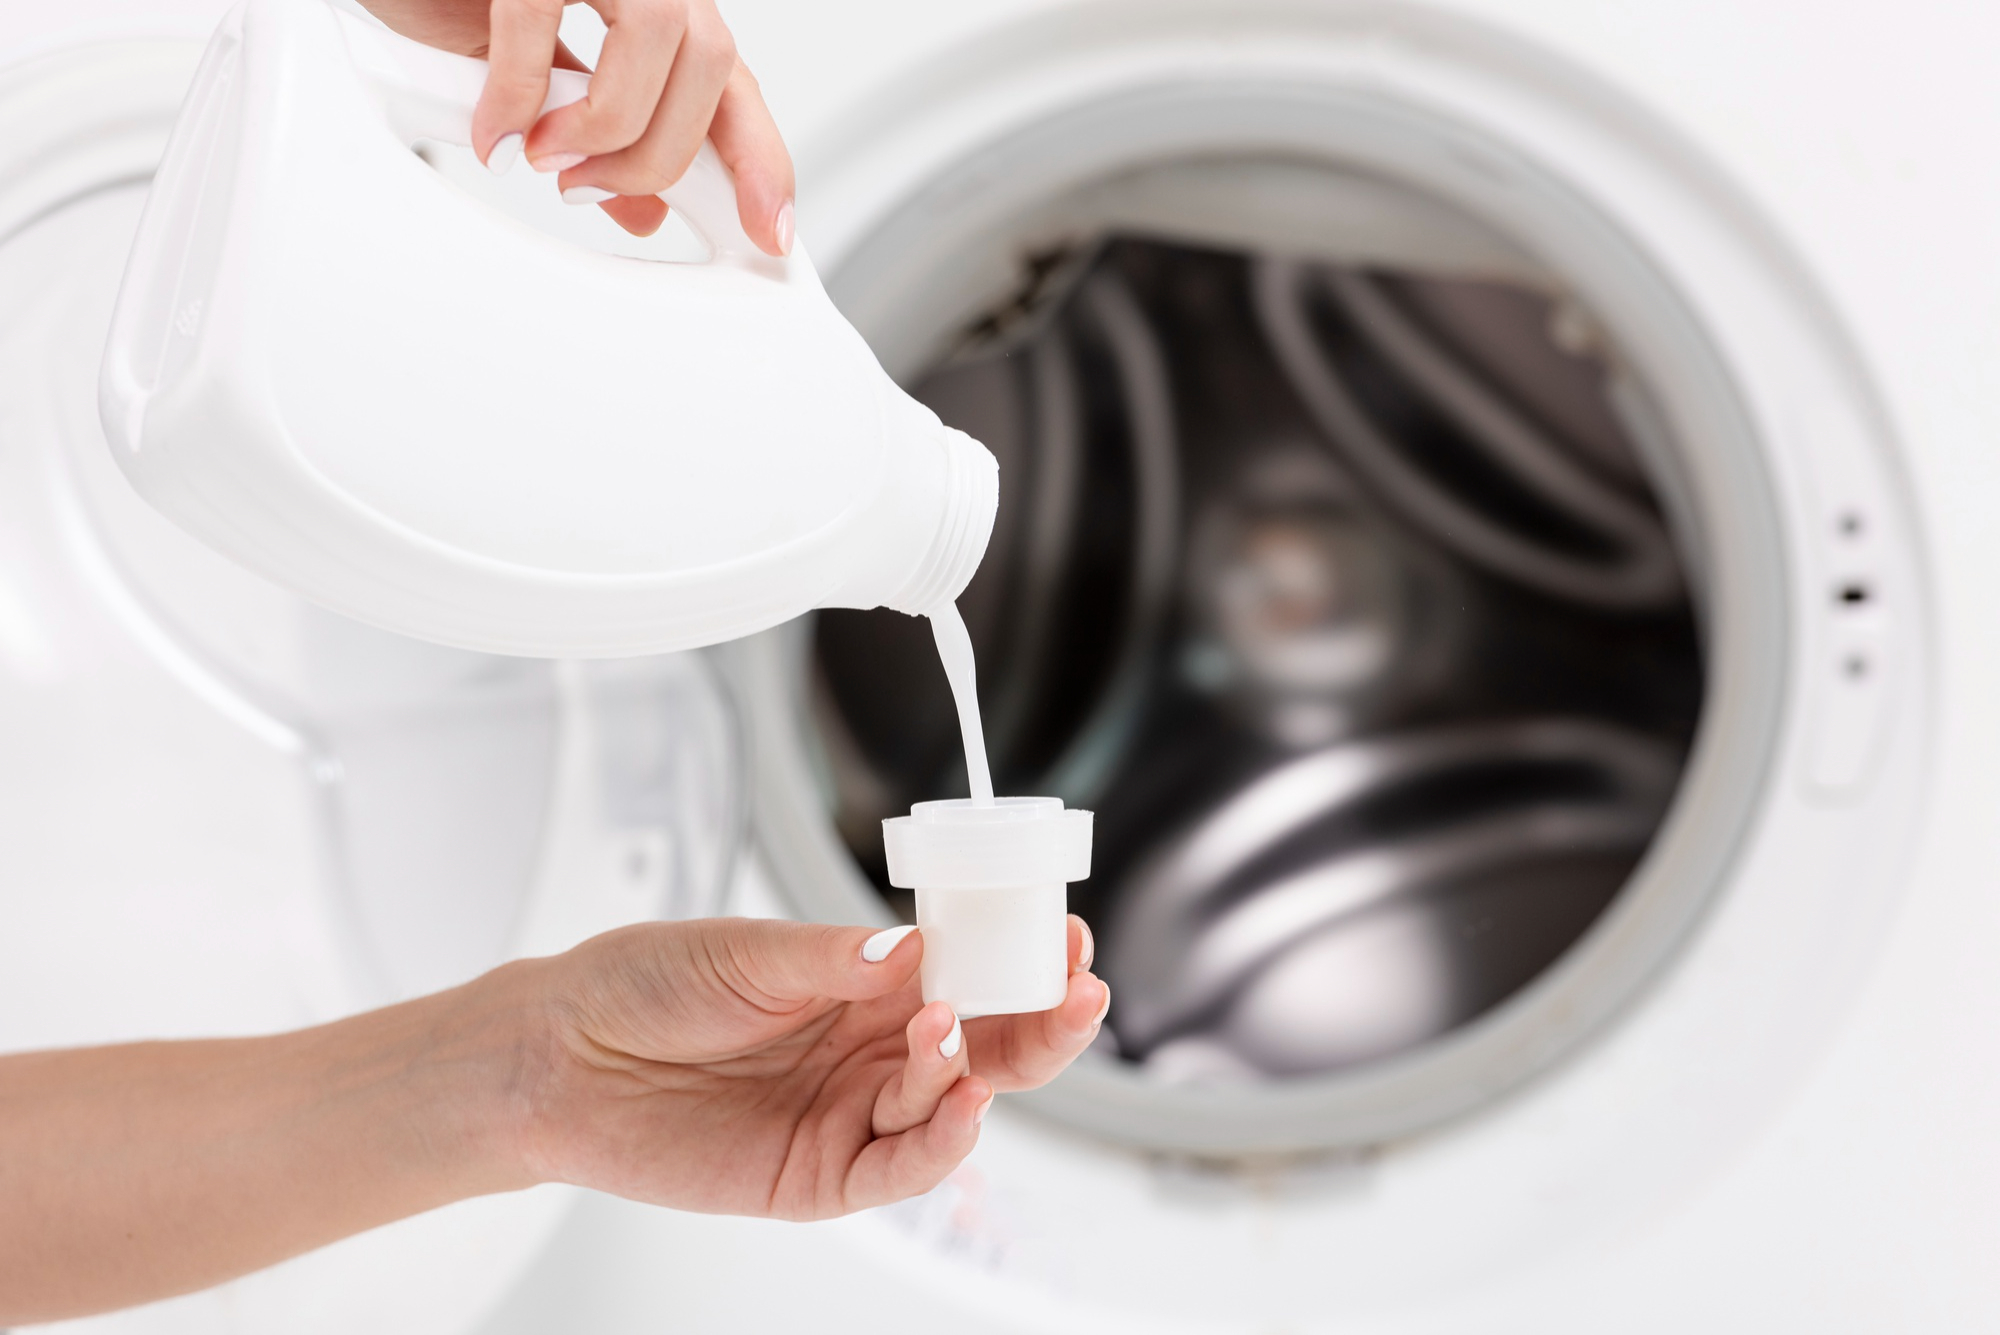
[883,422,998,616]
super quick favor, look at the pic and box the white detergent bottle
[98,0,996,657]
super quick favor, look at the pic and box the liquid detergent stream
[929,603,995,805]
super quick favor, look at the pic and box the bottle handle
[334,4,778,272]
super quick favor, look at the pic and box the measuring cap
[883,797,1093,1018]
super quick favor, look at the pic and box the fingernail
[974,1094,994,1124]
[1092,988,1111,1028]
[562,185,617,206]
[486,132,522,176]
[860,924,916,963]
[532,151,588,174]
[1078,919,1095,972]
[939,1012,962,1061]
[774,199,795,256]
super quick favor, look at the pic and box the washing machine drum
[812,237,1703,1086]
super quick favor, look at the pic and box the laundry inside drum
[812,237,1703,1085]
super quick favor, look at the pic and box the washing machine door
[0,14,743,1332]
[703,2,1937,1325]
[736,0,1932,1149]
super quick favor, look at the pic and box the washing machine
[3,1,1995,1332]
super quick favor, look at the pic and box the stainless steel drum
[810,239,1703,1087]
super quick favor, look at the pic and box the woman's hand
[355,0,794,248]
[0,915,1105,1323]
[512,916,1109,1217]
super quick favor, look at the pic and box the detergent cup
[883,798,1093,1018]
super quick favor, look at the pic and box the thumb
[699,918,920,1010]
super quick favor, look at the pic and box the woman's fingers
[595,195,670,235]
[475,0,566,166]
[558,11,734,202]
[474,0,790,249]
[871,1001,967,1137]
[526,0,683,169]
[1070,914,1094,974]
[963,969,1110,1093]
[841,1075,991,1213]
[706,61,795,255]
[700,919,923,1013]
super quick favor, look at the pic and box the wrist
[384,958,562,1199]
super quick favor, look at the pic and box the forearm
[0,964,545,1324]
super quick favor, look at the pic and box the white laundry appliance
[2,1,1995,1332]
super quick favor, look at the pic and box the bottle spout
[884,422,999,616]
[816,387,998,618]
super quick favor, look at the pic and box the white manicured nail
[939,1012,962,1061]
[562,185,616,206]
[860,924,916,963]
[974,1094,994,1124]
[486,133,522,175]
[1093,989,1111,1027]
[533,151,587,174]
[1077,919,1095,972]
[774,200,795,256]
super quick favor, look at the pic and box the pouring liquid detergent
[930,606,995,805]
[889,606,1093,1018]
[100,0,1089,1018]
